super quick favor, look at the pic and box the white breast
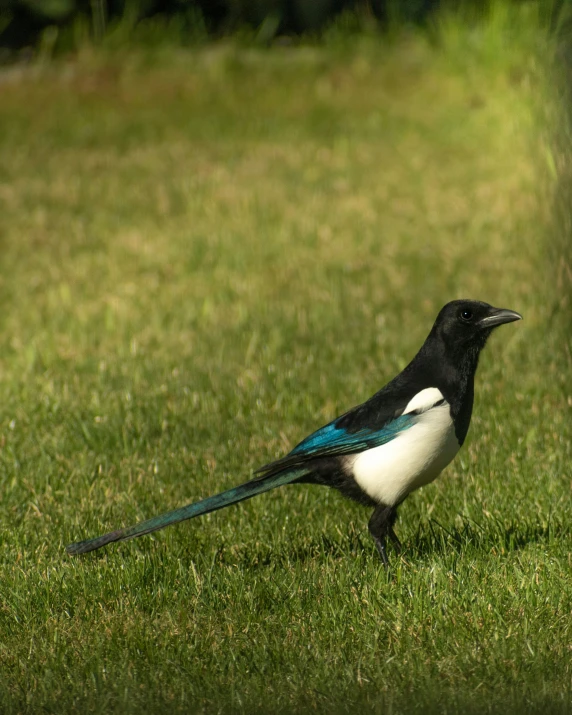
[348,388,460,507]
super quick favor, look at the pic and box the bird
[66,299,522,564]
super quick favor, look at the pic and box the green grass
[1,7,571,714]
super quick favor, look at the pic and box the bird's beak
[478,307,523,328]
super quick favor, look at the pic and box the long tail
[66,467,307,556]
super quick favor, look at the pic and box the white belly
[349,400,460,507]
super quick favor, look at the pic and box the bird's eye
[460,309,473,322]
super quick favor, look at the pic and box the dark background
[1,0,568,54]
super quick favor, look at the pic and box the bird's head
[431,300,522,355]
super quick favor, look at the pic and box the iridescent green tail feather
[66,468,307,556]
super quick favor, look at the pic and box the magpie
[66,300,521,564]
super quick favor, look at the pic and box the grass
[0,5,571,713]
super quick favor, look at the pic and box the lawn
[0,7,571,714]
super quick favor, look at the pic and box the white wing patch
[349,390,459,507]
[402,387,446,415]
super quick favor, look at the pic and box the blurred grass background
[1,1,572,713]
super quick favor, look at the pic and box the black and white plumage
[67,300,522,564]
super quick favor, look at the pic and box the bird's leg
[388,526,402,554]
[368,504,399,567]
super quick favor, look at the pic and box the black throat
[404,327,490,445]
[332,321,492,447]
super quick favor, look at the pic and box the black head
[431,300,522,354]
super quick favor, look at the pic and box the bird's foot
[373,537,390,569]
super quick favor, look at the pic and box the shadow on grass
[408,514,564,562]
[288,685,572,715]
[197,513,563,570]
[215,527,370,569]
